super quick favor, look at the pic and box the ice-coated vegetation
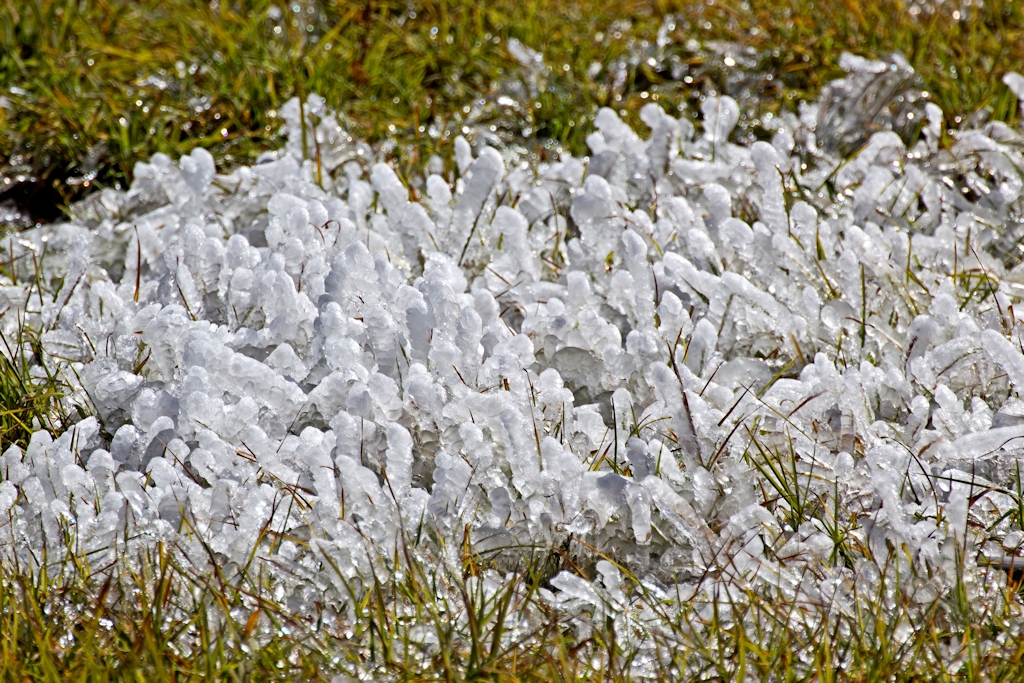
[5,55,1024,676]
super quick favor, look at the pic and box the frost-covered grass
[0,312,80,448]
[2,0,1024,224]
[3,536,1024,680]
[8,35,1024,683]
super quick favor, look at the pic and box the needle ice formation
[5,55,1024,676]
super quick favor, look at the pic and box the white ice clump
[6,54,1024,677]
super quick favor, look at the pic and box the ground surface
[3,0,1023,223]
[4,2,1024,681]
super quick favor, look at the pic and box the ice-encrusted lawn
[5,55,1024,677]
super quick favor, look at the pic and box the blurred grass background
[1,0,1023,224]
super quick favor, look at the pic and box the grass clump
[0,545,338,680]
[0,238,89,449]
[0,314,75,450]
[2,526,1024,681]
[2,0,1024,223]
[0,343,57,449]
